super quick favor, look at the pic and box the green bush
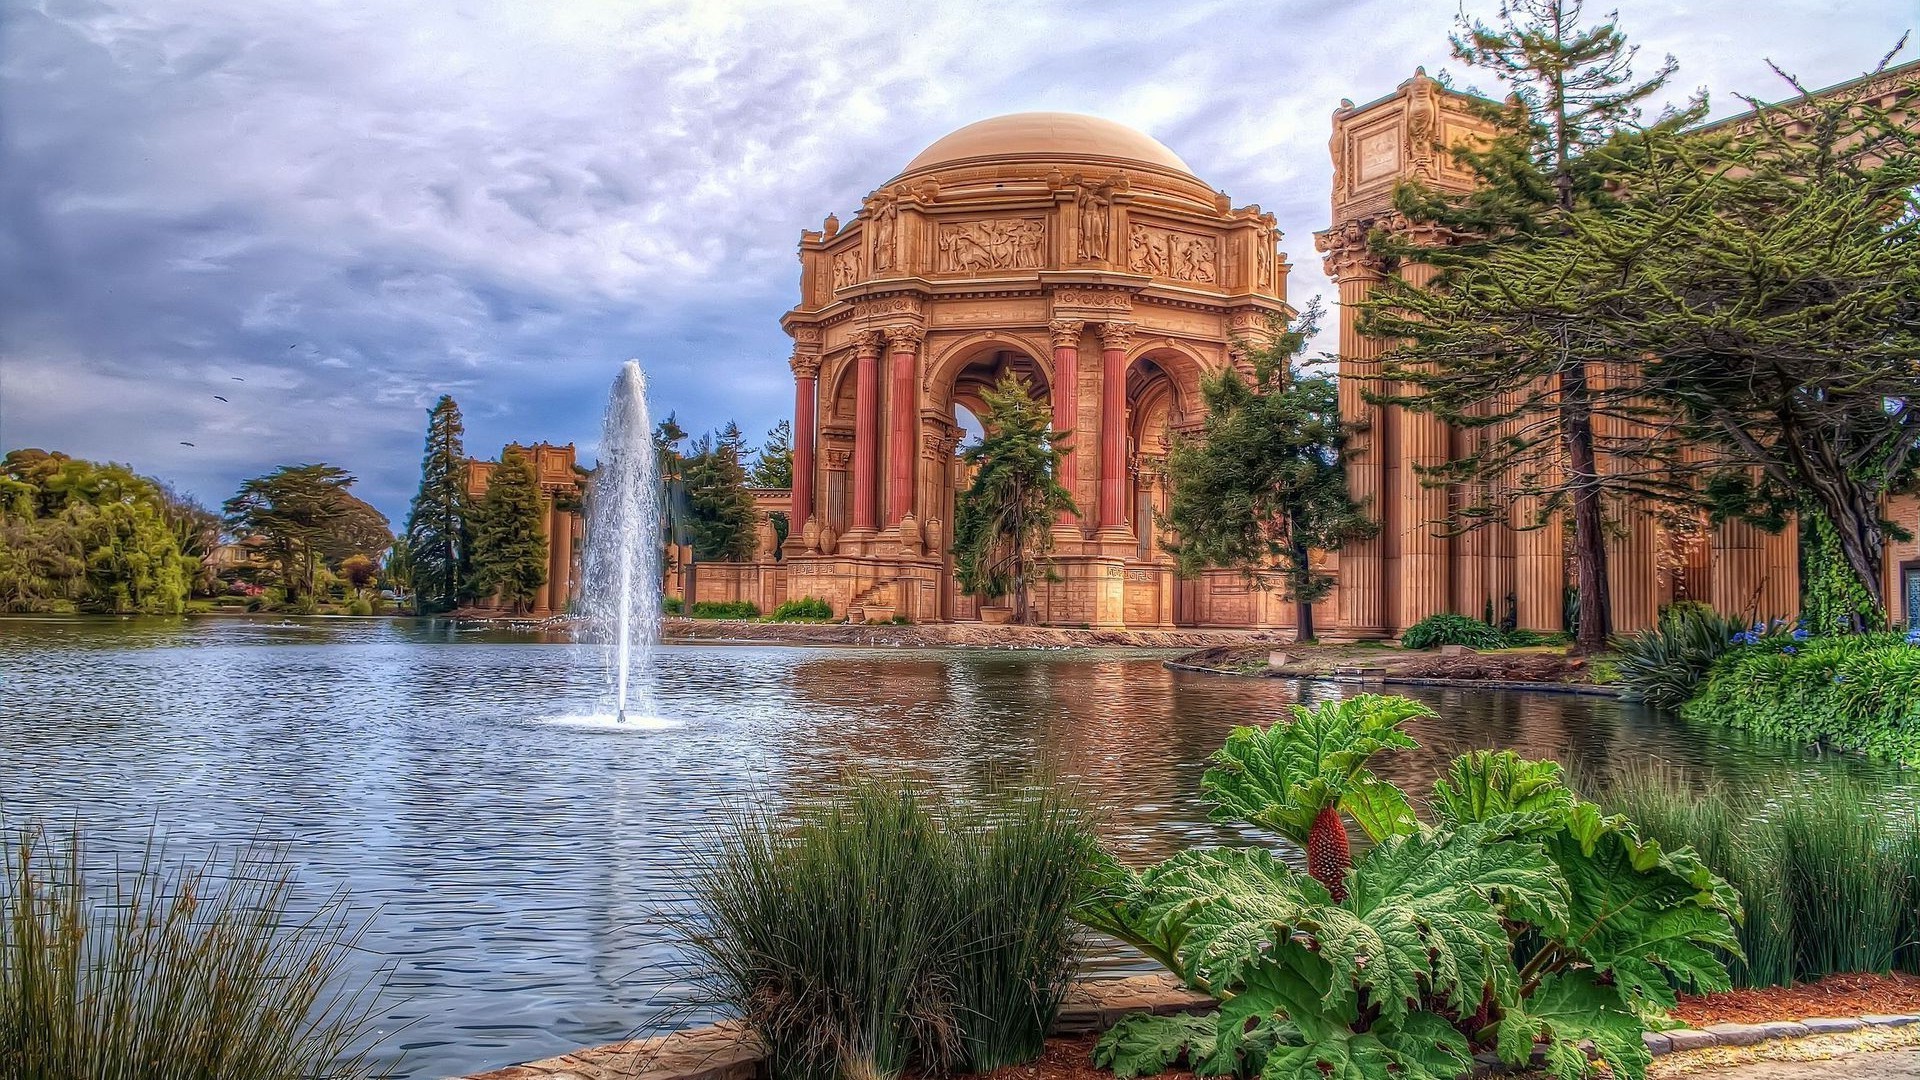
[767,597,835,622]
[0,824,387,1079]
[1683,633,1920,761]
[183,600,213,614]
[346,596,374,616]
[1080,695,1738,1080]
[1611,604,1743,710]
[664,596,684,615]
[1399,612,1505,650]
[679,779,1096,1080]
[689,600,760,620]
[1601,767,1920,988]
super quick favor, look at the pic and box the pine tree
[1161,304,1377,641]
[1361,0,1693,652]
[403,396,469,613]
[682,426,759,562]
[951,373,1076,624]
[467,449,548,614]
[750,420,794,488]
[223,464,363,603]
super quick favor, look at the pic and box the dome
[900,112,1195,177]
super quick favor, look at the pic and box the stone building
[465,442,585,616]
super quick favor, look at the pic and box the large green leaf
[1430,749,1578,839]
[1545,802,1741,1008]
[1092,1012,1218,1079]
[1201,695,1428,843]
[1258,1014,1471,1080]
[1496,970,1652,1080]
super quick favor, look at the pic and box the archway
[932,345,1052,621]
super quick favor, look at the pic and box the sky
[2,0,1913,526]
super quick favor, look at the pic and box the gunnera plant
[1398,612,1506,651]
[678,777,1096,1080]
[0,824,388,1080]
[1610,604,1742,711]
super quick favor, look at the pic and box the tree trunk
[1560,362,1612,654]
[1297,599,1315,643]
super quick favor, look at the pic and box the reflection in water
[0,617,1896,1079]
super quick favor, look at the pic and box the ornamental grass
[676,777,1096,1080]
[0,823,389,1080]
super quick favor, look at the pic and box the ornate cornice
[1047,319,1085,349]
[1097,321,1136,352]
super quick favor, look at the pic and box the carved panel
[857,295,924,320]
[1356,128,1402,184]
[1050,287,1132,311]
[936,218,1046,273]
[1128,224,1218,284]
[832,248,862,289]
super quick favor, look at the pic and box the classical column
[850,330,883,534]
[788,351,820,547]
[1321,238,1387,638]
[1394,260,1451,630]
[1097,320,1134,536]
[1049,318,1083,528]
[883,325,924,527]
[534,495,554,614]
[549,498,573,611]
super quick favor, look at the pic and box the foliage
[1160,303,1376,641]
[467,449,548,614]
[0,450,196,614]
[768,597,834,622]
[1611,603,1744,710]
[339,553,379,595]
[224,464,390,602]
[689,600,759,620]
[1601,767,1920,988]
[1682,633,1920,762]
[1803,510,1887,635]
[676,778,1096,1080]
[750,420,795,489]
[682,424,761,562]
[1359,0,1694,654]
[663,596,683,616]
[1078,694,1738,1080]
[952,373,1076,625]
[0,823,388,1079]
[403,395,469,614]
[1399,613,1506,651]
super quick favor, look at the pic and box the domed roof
[901,112,1195,177]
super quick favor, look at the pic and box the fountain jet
[580,361,664,720]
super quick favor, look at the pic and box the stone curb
[444,977,1920,1080]
[1161,661,1623,698]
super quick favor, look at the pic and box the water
[579,360,664,720]
[0,617,1903,1078]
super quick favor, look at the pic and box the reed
[1777,780,1911,977]
[0,824,388,1080]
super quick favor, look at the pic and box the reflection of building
[465,443,585,616]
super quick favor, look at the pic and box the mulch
[962,976,1920,1080]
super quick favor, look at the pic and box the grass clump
[1611,604,1744,710]
[678,778,1096,1080]
[0,824,388,1080]
[766,597,835,622]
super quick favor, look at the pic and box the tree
[951,373,1076,624]
[682,425,759,561]
[1161,306,1378,641]
[403,396,469,614]
[154,483,223,597]
[0,450,192,614]
[1363,0,1691,652]
[339,554,379,598]
[467,449,549,614]
[750,420,795,549]
[223,464,377,603]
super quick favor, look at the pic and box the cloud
[2,0,1911,519]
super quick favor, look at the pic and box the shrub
[688,600,760,620]
[183,600,213,614]
[1683,633,1920,761]
[1080,695,1738,1080]
[1611,604,1743,710]
[768,597,835,622]
[1399,612,1505,650]
[346,596,374,616]
[0,824,387,1079]
[664,596,684,615]
[679,778,1096,1080]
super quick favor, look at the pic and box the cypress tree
[403,396,468,613]
[951,373,1076,624]
[683,425,759,562]
[467,449,548,614]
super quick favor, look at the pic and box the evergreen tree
[750,420,795,550]
[1161,305,1377,641]
[1361,0,1692,652]
[951,373,1076,624]
[403,396,469,613]
[223,464,368,603]
[467,449,548,614]
[682,426,759,562]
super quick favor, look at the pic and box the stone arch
[1126,338,1213,428]
[924,330,1054,409]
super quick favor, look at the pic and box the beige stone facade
[464,442,584,616]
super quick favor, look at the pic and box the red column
[884,325,924,526]
[851,330,883,533]
[789,351,819,544]
[1097,321,1134,532]
[1049,319,1082,525]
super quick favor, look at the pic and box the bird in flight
[231,376,245,382]
[213,395,228,402]
[179,441,196,447]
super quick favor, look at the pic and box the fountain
[579,360,665,721]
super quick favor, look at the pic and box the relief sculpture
[832,248,862,289]
[937,218,1045,272]
[1129,224,1217,283]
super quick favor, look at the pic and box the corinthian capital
[1097,321,1135,352]
[851,329,885,358]
[1048,319,1085,350]
[882,324,926,351]
[789,350,822,379]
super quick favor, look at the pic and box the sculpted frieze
[1050,287,1132,310]
[1129,224,1218,284]
[936,218,1045,273]
[832,248,862,290]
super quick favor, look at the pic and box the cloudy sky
[2,0,1912,524]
